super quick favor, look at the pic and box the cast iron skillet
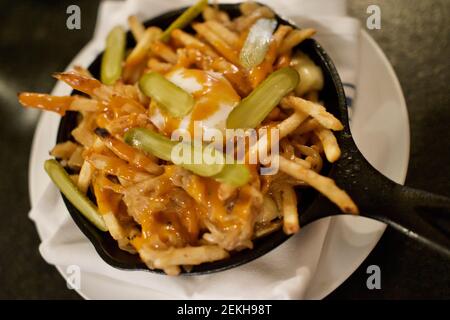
[56,3,450,275]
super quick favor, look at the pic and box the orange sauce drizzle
[18,93,74,115]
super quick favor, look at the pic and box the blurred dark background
[0,0,448,299]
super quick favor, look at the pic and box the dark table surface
[0,0,448,299]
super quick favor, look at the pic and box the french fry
[102,211,128,243]
[138,245,229,275]
[73,65,93,78]
[95,128,162,174]
[171,29,218,58]
[18,93,73,115]
[281,96,344,131]
[54,71,117,103]
[314,127,341,163]
[69,96,99,112]
[202,6,231,26]
[202,6,217,21]
[217,11,232,26]
[50,141,78,160]
[90,136,110,155]
[279,156,358,214]
[255,195,280,224]
[293,144,323,172]
[18,93,99,115]
[54,72,104,99]
[281,184,299,234]
[277,110,309,138]
[293,118,320,135]
[205,20,240,48]
[254,220,282,238]
[248,110,307,164]
[278,28,316,54]
[193,23,241,66]
[233,6,275,32]
[94,173,125,194]
[239,1,261,16]
[128,15,145,42]
[77,160,94,194]
[273,25,294,46]
[150,40,178,64]
[292,156,312,169]
[71,112,97,147]
[311,143,323,155]
[67,146,84,168]
[147,58,173,73]
[157,245,229,267]
[122,59,147,84]
[86,153,152,183]
[125,27,162,68]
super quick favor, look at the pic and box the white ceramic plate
[28,30,409,299]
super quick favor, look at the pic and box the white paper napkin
[29,0,361,299]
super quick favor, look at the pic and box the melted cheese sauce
[149,68,241,136]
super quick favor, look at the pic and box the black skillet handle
[332,151,450,257]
